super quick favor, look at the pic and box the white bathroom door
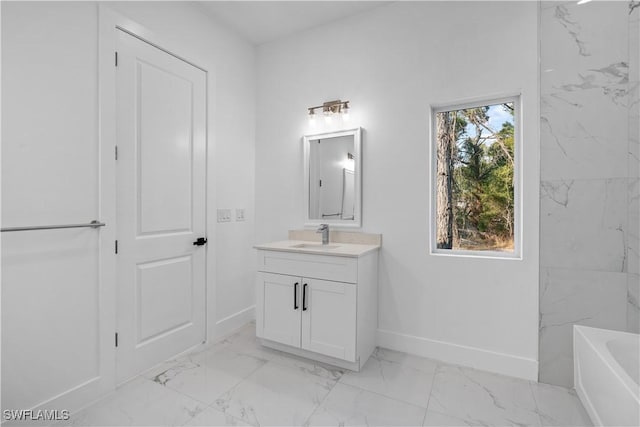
[115,30,207,383]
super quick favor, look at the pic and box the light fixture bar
[307,99,350,116]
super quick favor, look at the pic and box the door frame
[98,5,214,387]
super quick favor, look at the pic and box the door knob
[193,237,208,246]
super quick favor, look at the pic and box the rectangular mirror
[304,127,362,227]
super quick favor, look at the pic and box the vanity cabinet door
[301,278,356,362]
[256,272,302,348]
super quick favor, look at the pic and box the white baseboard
[215,305,256,339]
[377,329,538,381]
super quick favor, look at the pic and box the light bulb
[324,111,332,124]
[341,103,350,121]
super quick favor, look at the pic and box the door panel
[137,256,193,343]
[301,279,356,361]
[138,61,193,235]
[256,272,301,348]
[116,30,207,383]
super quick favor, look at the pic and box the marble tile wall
[627,1,639,334]
[539,0,639,387]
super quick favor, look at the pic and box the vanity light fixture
[324,109,333,124]
[307,100,350,124]
[342,102,350,121]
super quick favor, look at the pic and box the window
[431,96,520,256]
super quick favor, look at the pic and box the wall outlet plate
[217,209,232,222]
[236,208,245,221]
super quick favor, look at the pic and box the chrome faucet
[316,224,329,245]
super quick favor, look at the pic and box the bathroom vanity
[254,230,380,371]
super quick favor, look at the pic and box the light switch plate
[236,208,245,221]
[217,209,231,222]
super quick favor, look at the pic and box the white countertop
[254,240,380,257]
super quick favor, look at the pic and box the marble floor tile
[190,345,267,375]
[185,407,250,426]
[139,341,220,381]
[57,323,592,427]
[340,347,438,407]
[306,382,427,427]
[221,325,344,381]
[213,361,337,426]
[66,377,204,426]
[427,365,541,427]
[255,346,345,381]
[144,349,266,406]
[529,382,592,427]
[372,347,440,372]
[423,409,483,427]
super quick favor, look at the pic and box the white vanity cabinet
[257,272,357,361]
[255,245,378,371]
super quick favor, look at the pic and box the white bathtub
[574,325,640,427]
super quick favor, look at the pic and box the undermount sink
[290,243,340,250]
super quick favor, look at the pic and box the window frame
[429,94,522,259]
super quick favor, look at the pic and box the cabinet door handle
[302,283,308,311]
[294,282,299,310]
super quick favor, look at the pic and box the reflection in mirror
[341,169,355,220]
[308,135,354,219]
[304,128,361,227]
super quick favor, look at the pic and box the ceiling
[195,1,391,45]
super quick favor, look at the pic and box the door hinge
[319,179,322,187]
[115,332,119,347]
[115,240,118,254]
[115,51,118,67]
[115,145,118,160]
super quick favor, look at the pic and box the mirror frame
[303,127,362,228]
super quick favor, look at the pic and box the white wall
[2,2,104,412]
[1,0,255,412]
[255,1,540,379]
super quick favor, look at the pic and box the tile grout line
[338,352,437,410]
[193,405,250,427]
[421,363,442,426]
[301,367,345,426]
[335,381,430,412]
[143,346,269,425]
[528,381,548,427]
[137,374,212,423]
[197,357,273,426]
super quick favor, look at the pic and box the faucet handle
[317,223,329,231]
